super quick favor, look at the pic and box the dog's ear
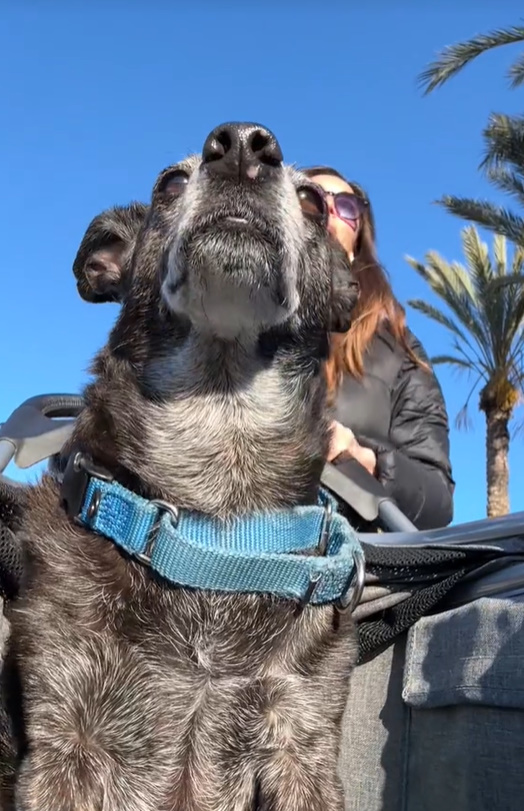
[330,241,360,333]
[73,202,149,303]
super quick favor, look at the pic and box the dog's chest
[15,516,356,811]
[143,358,300,443]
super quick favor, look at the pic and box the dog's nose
[202,122,283,181]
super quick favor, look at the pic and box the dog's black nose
[202,122,283,181]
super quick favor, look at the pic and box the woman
[303,166,454,529]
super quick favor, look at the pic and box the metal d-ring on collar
[300,498,334,605]
[300,496,365,611]
[317,497,333,557]
[301,535,365,611]
[136,500,179,565]
[336,552,366,613]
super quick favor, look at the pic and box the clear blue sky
[1,1,523,524]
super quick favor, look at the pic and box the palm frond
[407,297,490,372]
[493,233,508,274]
[461,226,491,288]
[488,244,524,367]
[407,298,469,343]
[512,246,524,274]
[406,256,476,318]
[459,227,503,364]
[449,337,490,375]
[407,247,493,366]
[486,167,524,207]
[437,195,524,245]
[486,274,524,292]
[503,290,524,360]
[431,354,476,371]
[508,51,524,87]
[480,113,524,176]
[455,374,485,432]
[485,274,524,361]
[455,403,474,432]
[510,414,524,439]
[417,251,477,302]
[418,24,524,94]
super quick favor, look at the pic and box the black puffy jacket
[334,327,454,530]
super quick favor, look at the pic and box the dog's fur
[0,122,360,810]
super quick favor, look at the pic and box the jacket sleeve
[359,341,455,530]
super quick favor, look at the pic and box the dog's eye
[297,187,326,223]
[160,171,190,198]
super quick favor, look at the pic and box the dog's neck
[74,328,330,519]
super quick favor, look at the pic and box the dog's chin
[181,219,278,276]
[161,222,298,339]
[161,266,298,341]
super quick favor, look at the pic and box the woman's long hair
[302,166,425,399]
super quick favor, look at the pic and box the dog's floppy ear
[73,202,149,303]
[330,241,360,333]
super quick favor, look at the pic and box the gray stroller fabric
[339,597,524,811]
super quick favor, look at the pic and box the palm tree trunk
[485,406,510,517]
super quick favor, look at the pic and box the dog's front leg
[15,747,132,811]
[14,743,163,811]
[15,752,104,811]
[256,747,345,811]
[11,631,172,811]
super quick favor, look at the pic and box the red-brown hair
[302,166,425,400]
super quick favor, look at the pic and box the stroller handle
[0,394,84,473]
[14,394,85,419]
[321,459,418,534]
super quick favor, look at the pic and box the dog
[1,122,361,811]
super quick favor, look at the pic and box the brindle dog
[1,122,360,811]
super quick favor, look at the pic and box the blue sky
[1,1,523,524]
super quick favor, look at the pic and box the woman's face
[311,174,360,258]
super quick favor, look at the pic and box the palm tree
[418,23,524,245]
[406,226,524,517]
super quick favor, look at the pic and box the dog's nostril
[203,131,230,164]
[217,129,232,153]
[249,129,283,168]
[250,130,269,154]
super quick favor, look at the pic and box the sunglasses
[298,185,369,230]
[323,190,369,226]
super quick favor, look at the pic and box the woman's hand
[328,420,377,476]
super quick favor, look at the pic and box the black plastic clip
[61,450,113,522]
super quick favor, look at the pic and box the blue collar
[61,452,364,609]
